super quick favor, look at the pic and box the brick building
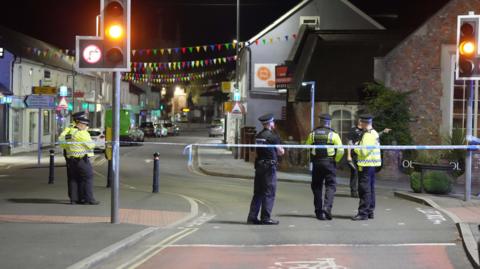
[376,0,480,183]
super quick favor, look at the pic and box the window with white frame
[329,105,358,142]
[452,77,478,136]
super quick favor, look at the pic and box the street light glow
[107,24,123,39]
[460,41,476,55]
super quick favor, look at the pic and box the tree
[362,82,413,145]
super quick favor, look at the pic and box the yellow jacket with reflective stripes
[58,123,76,150]
[64,127,95,158]
[354,129,381,167]
[305,129,344,163]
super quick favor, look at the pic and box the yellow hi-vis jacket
[354,129,382,167]
[58,123,75,150]
[305,127,344,163]
[63,127,95,158]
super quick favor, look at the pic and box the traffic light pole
[465,79,474,201]
[111,71,121,223]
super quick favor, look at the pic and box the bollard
[152,152,160,193]
[48,149,55,184]
[106,160,113,188]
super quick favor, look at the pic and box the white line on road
[167,243,457,248]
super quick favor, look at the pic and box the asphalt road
[95,130,472,269]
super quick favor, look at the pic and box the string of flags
[24,47,75,62]
[131,55,237,73]
[123,69,225,84]
[132,33,298,56]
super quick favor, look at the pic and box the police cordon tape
[0,141,480,150]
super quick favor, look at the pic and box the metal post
[111,71,121,223]
[309,82,315,172]
[48,149,55,184]
[310,83,315,132]
[37,108,42,166]
[106,159,112,188]
[465,80,474,201]
[234,0,241,159]
[152,152,160,193]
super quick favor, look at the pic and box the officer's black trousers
[65,157,79,202]
[349,159,358,194]
[311,159,337,215]
[358,166,376,217]
[248,162,277,221]
[71,157,95,203]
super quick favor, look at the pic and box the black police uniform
[64,111,86,204]
[310,119,338,220]
[247,114,281,225]
[347,126,363,197]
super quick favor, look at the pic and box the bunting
[130,55,237,73]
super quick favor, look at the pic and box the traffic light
[103,0,130,69]
[457,14,480,79]
[75,0,130,72]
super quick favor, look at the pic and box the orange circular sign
[256,66,272,81]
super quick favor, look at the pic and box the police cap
[76,116,90,125]
[258,113,275,124]
[359,114,373,123]
[72,111,86,120]
[318,113,332,121]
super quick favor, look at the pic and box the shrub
[410,171,452,194]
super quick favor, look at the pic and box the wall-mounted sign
[32,86,57,95]
[254,64,276,88]
[275,65,293,89]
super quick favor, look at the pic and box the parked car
[88,128,105,152]
[208,124,224,137]
[128,127,144,144]
[139,122,155,137]
[155,124,168,137]
[164,122,180,136]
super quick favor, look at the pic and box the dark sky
[0,0,451,50]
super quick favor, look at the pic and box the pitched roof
[247,0,385,44]
[0,25,75,71]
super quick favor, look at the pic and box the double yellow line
[122,228,198,269]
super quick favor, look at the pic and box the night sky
[0,0,451,50]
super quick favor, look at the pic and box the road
[95,129,472,269]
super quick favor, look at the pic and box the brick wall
[384,0,480,145]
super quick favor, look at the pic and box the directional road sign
[24,95,55,109]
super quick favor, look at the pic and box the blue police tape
[1,141,480,150]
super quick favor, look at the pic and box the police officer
[59,111,86,204]
[347,119,363,198]
[305,114,344,220]
[352,114,381,221]
[65,116,99,205]
[348,119,391,198]
[247,114,284,225]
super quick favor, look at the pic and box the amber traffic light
[457,16,479,79]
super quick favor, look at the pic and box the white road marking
[385,208,392,211]
[274,258,347,269]
[145,159,152,163]
[398,222,406,226]
[169,243,457,248]
[416,207,447,225]
[288,225,295,228]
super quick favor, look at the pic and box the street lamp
[302,81,316,132]
[303,81,316,172]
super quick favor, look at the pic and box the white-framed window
[329,104,358,142]
[452,74,479,136]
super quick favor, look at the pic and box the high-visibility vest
[65,128,95,158]
[355,129,381,167]
[306,126,344,163]
[58,124,75,150]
